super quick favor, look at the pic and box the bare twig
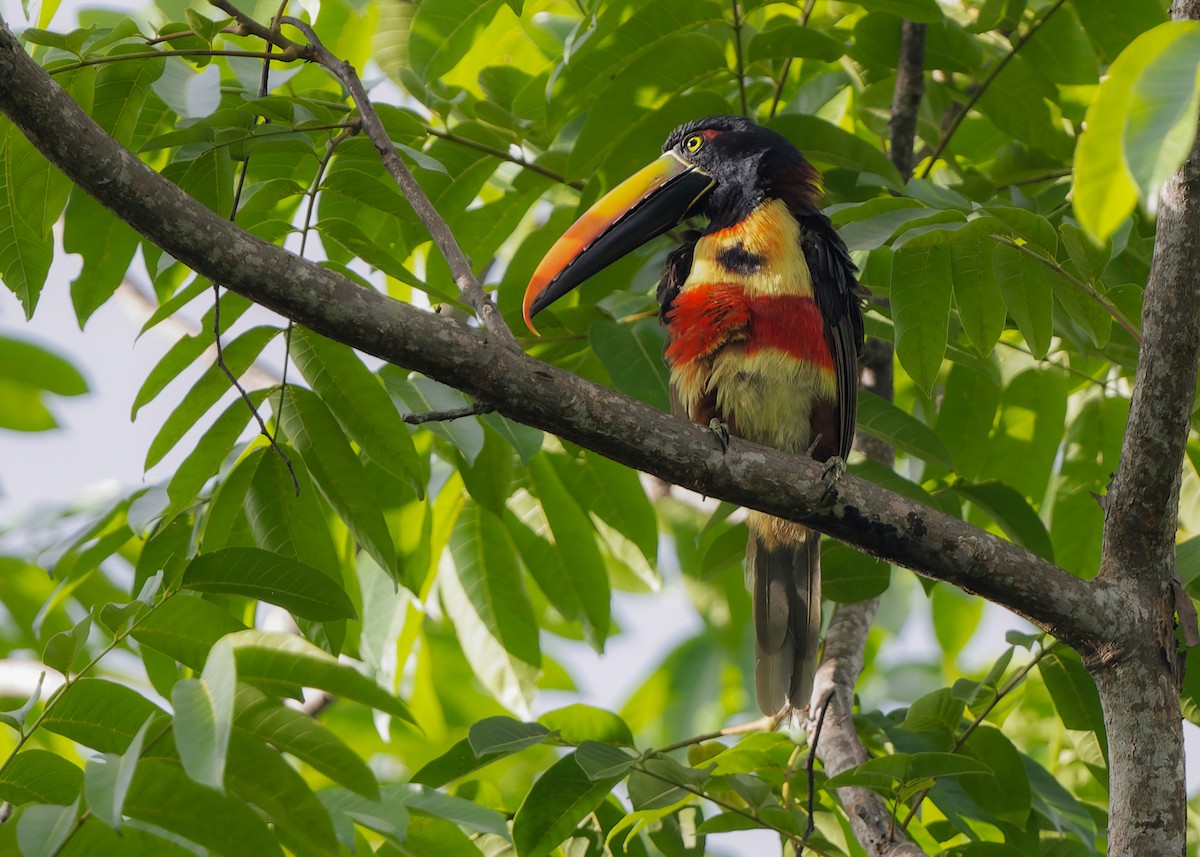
[401,401,494,425]
[277,13,518,347]
[768,0,817,119]
[424,126,582,189]
[919,0,1067,178]
[655,713,779,755]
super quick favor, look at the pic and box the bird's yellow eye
[684,134,704,153]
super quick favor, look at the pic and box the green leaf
[747,24,843,63]
[1074,0,1169,63]
[165,391,263,511]
[771,115,903,188]
[125,759,282,857]
[824,751,990,792]
[182,547,356,622]
[227,630,416,724]
[0,336,88,396]
[851,0,943,23]
[63,189,140,324]
[958,725,1032,825]
[1038,650,1108,764]
[444,502,540,714]
[405,786,508,837]
[992,243,1053,358]
[512,752,624,857]
[527,454,611,648]
[931,584,984,663]
[952,481,1055,561]
[0,750,83,806]
[386,373,485,465]
[538,705,635,747]
[225,733,339,855]
[42,613,92,676]
[42,678,164,754]
[0,135,53,317]
[901,688,963,737]
[17,801,78,857]
[891,236,952,393]
[856,389,953,469]
[821,539,891,603]
[949,236,1004,356]
[1124,25,1200,210]
[132,292,250,417]
[411,738,517,789]
[144,325,279,468]
[280,386,398,577]
[85,716,152,829]
[467,716,552,757]
[243,445,341,579]
[290,329,426,495]
[588,318,670,412]
[1012,4,1094,84]
[234,684,378,799]
[1073,23,1181,240]
[131,593,248,669]
[173,639,236,790]
[573,741,640,780]
[408,0,505,79]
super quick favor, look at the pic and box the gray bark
[1090,3,1200,849]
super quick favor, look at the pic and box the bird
[522,116,866,718]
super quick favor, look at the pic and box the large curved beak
[522,152,714,333]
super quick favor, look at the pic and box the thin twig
[46,47,297,73]
[802,691,833,847]
[210,21,299,494]
[989,234,1141,342]
[274,11,519,347]
[401,401,494,425]
[655,713,778,755]
[768,0,817,120]
[425,126,582,189]
[919,0,1068,178]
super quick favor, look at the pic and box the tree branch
[0,19,1111,651]
[812,601,926,856]
[887,22,925,177]
[1089,3,1200,850]
[208,0,517,347]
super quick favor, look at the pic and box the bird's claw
[709,418,730,453]
[821,455,846,502]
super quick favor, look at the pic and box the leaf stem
[920,0,1068,178]
[990,234,1141,342]
[768,0,817,120]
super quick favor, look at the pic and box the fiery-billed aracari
[523,116,866,717]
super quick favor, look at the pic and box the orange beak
[522,152,714,334]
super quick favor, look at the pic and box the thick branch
[887,22,925,177]
[812,602,926,857]
[1089,3,1200,852]
[0,21,1109,649]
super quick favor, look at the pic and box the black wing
[799,214,867,461]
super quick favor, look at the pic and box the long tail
[747,515,821,717]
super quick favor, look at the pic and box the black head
[662,116,822,229]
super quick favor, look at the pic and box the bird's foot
[709,418,731,453]
[821,455,846,502]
